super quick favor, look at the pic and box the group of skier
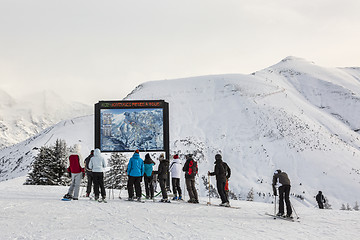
[62,146,325,213]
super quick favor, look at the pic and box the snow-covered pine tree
[201,175,219,198]
[25,139,69,185]
[247,187,254,201]
[354,201,359,211]
[340,203,346,210]
[346,203,352,211]
[324,197,332,209]
[104,152,128,190]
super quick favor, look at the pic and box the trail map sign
[95,100,169,154]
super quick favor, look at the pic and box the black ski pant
[127,176,142,199]
[217,179,228,204]
[144,175,154,198]
[172,178,182,197]
[86,172,93,195]
[185,178,198,201]
[159,178,168,199]
[93,172,106,199]
[278,185,292,216]
[317,201,324,209]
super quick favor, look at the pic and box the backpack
[188,160,198,177]
[222,162,231,179]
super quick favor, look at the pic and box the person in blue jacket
[143,153,156,199]
[127,149,144,201]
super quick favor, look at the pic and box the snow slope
[1,56,360,210]
[0,176,359,240]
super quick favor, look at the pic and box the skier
[169,154,182,200]
[208,154,231,207]
[157,153,170,202]
[84,150,94,197]
[63,144,85,200]
[182,154,199,203]
[89,148,107,202]
[127,149,144,201]
[143,153,156,199]
[272,169,292,218]
[316,191,326,209]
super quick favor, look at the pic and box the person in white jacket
[89,148,107,201]
[169,154,182,200]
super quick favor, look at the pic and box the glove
[273,191,277,196]
[82,172,85,178]
[68,172,72,178]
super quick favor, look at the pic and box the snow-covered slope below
[1,57,360,209]
[0,177,359,240]
[0,90,92,148]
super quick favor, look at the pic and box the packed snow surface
[0,177,359,240]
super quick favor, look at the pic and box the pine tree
[346,203,352,211]
[247,187,254,201]
[25,139,69,185]
[201,175,219,198]
[340,203,346,210]
[324,197,332,209]
[354,201,359,211]
[104,153,128,190]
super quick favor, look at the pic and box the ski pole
[207,174,211,205]
[290,201,300,219]
[274,195,277,216]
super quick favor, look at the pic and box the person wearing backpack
[208,154,230,207]
[143,153,156,199]
[182,154,199,203]
[157,153,170,202]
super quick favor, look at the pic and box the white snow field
[0,176,359,240]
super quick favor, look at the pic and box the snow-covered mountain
[0,90,92,148]
[1,56,360,209]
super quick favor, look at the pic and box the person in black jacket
[208,154,230,207]
[157,153,170,202]
[272,169,292,217]
[316,191,326,209]
[84,150,94,197]
[182,154,199,203]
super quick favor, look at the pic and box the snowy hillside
[1,56,360,209]
[0,90,92,148]
[0,177,359,240]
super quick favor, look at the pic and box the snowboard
[61,198,71,201]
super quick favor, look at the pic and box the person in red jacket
[63,144,85,200]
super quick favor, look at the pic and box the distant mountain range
[0,90,92,148]
[1,56,359,208]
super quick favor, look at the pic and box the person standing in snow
[208,154,231,207]
[316,191,326,209]
[157,153,170,202]
[143,153,156,199]
[84,150,94,197]
[182,154,199,203]
[272,169,292,217]
[63,144,85,200]
[127,149,144,201]
[89,148,107,202]
[169,154,182,200]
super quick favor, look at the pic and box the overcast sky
[1,0,359,104]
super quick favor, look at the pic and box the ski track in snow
[0,177,359,240]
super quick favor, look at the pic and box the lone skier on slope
[316,191,326,209]
[208,154,231,207]
[272,169,292,218]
